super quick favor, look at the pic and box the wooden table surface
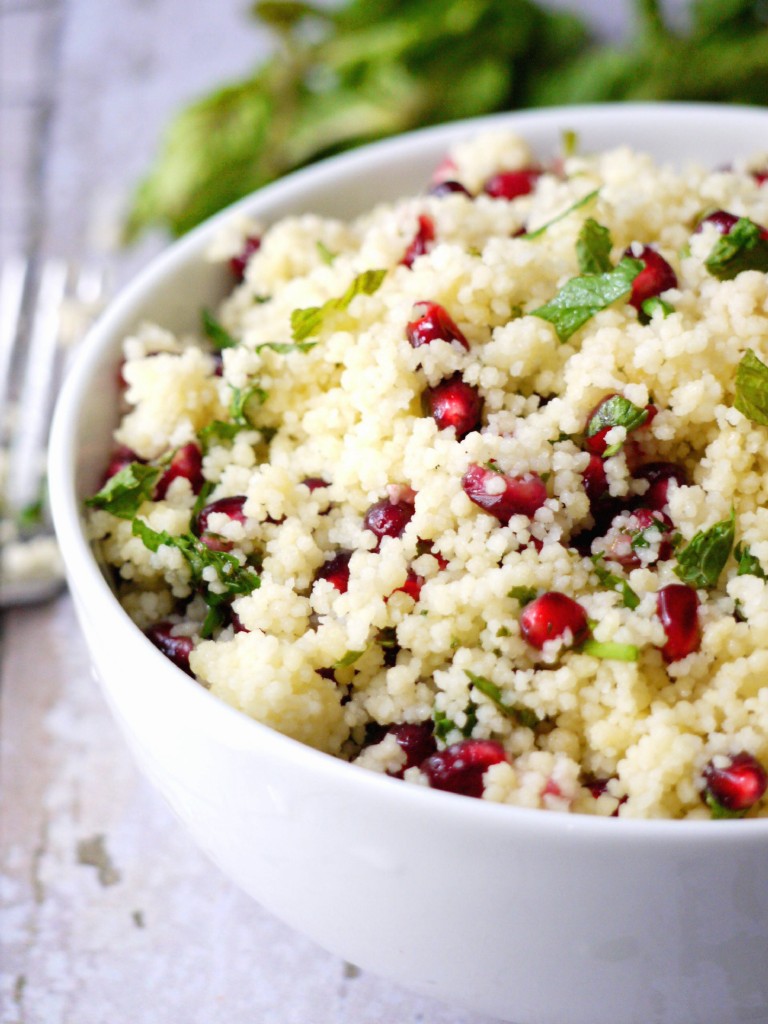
[0,2,662,1021]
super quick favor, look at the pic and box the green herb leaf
[705,791,747,820]
[202,309,238,350]
[254,340,317,354]
[508,585,537,606]
[590,554,641,610]
[576,217,613,274]
[580,638,639,662]
[198,420,244,451]
[734,542,767,579]
[132,519,261,596]
[674,510,736,589]
[561,128,579,158]
[316,239,337,264]
[734,348,768,427]
[465,670,539,729]
[200,602,228,639]
[434,701,477,742]
[291,268,386,341]
[640,296,674,320]
[85,463,161,519]
[334,649,365,668]
[520,189,599,241]
[586,394,649,457]
[17,496,45,530]
[704,218,768,281]
[230,384,268,426]
[530,256,642,342]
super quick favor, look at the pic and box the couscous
[87,131,768,819]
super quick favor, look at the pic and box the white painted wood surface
[0,2,683,1021]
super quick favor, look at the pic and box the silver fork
[0,257,106,607]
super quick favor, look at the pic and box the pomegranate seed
[702,752,768,814]
[583,453,609,505]
[194,495,248,551]
[583,775,627,816]
[753,170,768,186]
[104,445,143,482]
[428,179,472,198]
[599,507,674,568]
[462,463,547,523]
[520,591,589,650]
[301,476,329,491]
[231,608,248,633]
[624,245,677,310]
[634,462,687,511]
[483,168,541,200]
[154,443,204,500]
[402,214,435,268]
[694,209,768,241]
[424,374,482,438]
[657,584,701,662]
[422,739,508,798]
[363,496,415,547]
[229,235,261,280]
[406,301,468,350]
[145,621,194,675]
[386,722,438,778]
[390,569,423,603]
[314,550,352,593]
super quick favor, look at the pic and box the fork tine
[5,259,69,513]
[0,257,28,421]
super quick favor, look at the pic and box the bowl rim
[49,101,768,841]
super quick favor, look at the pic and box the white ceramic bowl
[50,104,768,1024]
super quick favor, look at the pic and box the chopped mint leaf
[674,510,735,589]
[85,463,161,519]
[520,189,599,241]
[316,239,337,264]
[561,128,579,158]
[254,340,317,354]
[200,602,228,639]
[530,256,642,342]
[17,496,45,530]
[434,701,477,742]
[508,585,537,606]
[640,296,674,320]
[191,479,215,522]
[131,518,260,597]
[735,542,767,579]
[734,348,768,427]
[230,383,267,426]
[580,639,639,662]
[465,670,539,729]
[576,217,612,274]
[590,554,640,610]
[705,791,747,820]
[202,309,238,349]
[291,268,386,341]
[586,394,649,457]
[704,218,768,281]
[198,419,244,451]
[334,649,365,668]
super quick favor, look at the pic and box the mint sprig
[705,218,768,281]
[576,217,612,274]
[291,268,386,341]
[674,511,735,589]
[85,463,161,519]
[734,348,768,427]
[531,256,642,342]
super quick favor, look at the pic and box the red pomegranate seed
[145,621,194,675]
[154,443,204,500]
[624,245,677,310]
[520,591,589,650]
[462,463,547,523]
[390,569,423,603]
[363,496,415,547]
[314,550,352,593]
[702,752,768,814]
[104,445,143,482]
[599,507,674,568]
[229,235,261,281]
[634,462,687,511]
[657,584,701,662]
[402,214,436,268]
[753,170,768,186]
[694,209,768,241]
[406,301,468,350]
[483,168,541,200]
[583,453,609,505]
[424,374,482,438]
[386,722,438,778]
[429,179,472,198]
[194,495,247,552]
[301,476,329,491]
[422,739,508,798]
